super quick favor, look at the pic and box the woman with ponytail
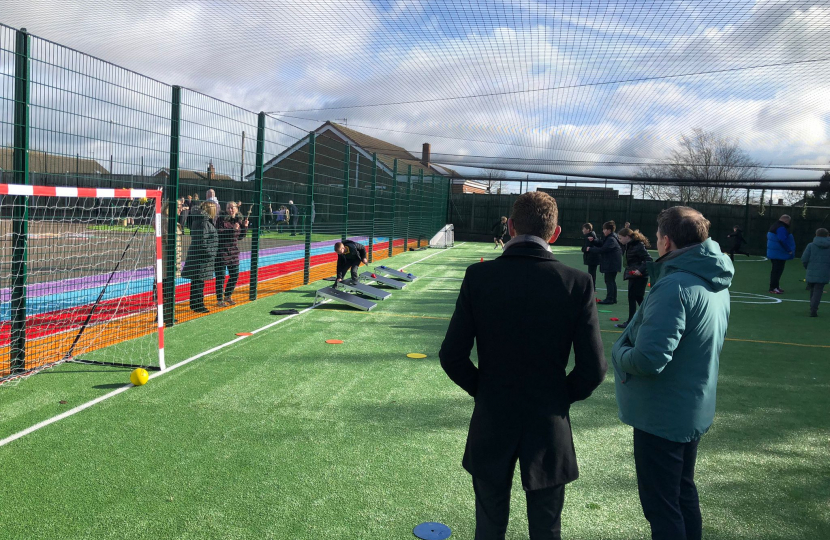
[616,228,653,328]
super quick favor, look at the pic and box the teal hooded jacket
[612,238,734,442]
[801,236,830,284]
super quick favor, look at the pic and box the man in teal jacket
[612,206,734,540]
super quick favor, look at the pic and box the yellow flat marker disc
[407,353,427,359]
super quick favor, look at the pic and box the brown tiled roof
[329,122,456,177]
[259,122,459,179]
[0,148,108,174]
[154,168,235,181]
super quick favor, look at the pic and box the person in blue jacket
[612,206,734,540]
[766,214,795,294]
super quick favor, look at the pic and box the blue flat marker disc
[413,522,451,539]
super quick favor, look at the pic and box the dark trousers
[728,247,748,261]
[189,277,205,310]
[473,475,565,540]
[627,277,648,322]
[603,271,618,302]
[634,429,701,540]
[809,282,825,314]
[769,259,787,290]
[336,259,359,281]
[587,264,597,289]
[290,217,299,235]
[215,262,239,301]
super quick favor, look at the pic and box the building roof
[154,168,235,182]
[0,148,108,175]
[259,122,459,179]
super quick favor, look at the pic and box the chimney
[421,143,431,168]
[207,161,215,180]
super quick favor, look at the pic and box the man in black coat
[440,192,607,540]
[588,220,622,304]
[289,200,300,236]
[333,240,368,283]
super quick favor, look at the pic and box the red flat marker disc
[326,339,344,344]
[236,332,253,336]
[610,318,620,322]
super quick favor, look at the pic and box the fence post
[163,86,181,327]
[430,174,438,241]
[369,153,377,262]
[342,145,350,242]
[249,112,265,300]
[445,177,452,223]
[404,164,412,251]
[389,159,398,257]
[417,169,424,248]
[10,27,30,373]
[303,132,316,284]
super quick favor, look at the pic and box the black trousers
[727,247,748,261]
[769,259,787,290]
[472,475,565,540]
[189,277,205,310]
[290,217,299,235]
[586,264,597,289]
[603,271,618,302]
[336,259,359,281]
[634,429,701,540]
[809,282,824,314]
[215,262,240,301]
[627,277,648,322]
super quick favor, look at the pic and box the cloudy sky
[2,0,829,187]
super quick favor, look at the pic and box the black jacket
[492,221,508,238]
[591,233,622,274]
[439,241,607,490]
[622,240,652,280]
[582,232,601,266]
[339,240,367,265]
[182,211,218,281]
[727,229,746,249]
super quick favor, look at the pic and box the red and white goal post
[0,184,166,384]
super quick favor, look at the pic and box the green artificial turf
[0,243,828,539]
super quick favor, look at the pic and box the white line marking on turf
[0,244,463,448]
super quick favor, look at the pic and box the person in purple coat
[215,202,248,306]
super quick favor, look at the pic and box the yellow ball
[130,368,149,386]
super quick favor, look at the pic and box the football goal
[429,224,454,249]
[0,184,165,384]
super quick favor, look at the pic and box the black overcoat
[582,232,601,266]
[591,233,622,274]
[439,241,607,490]
[622,240,652,280]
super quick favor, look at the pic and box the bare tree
[483,169,507,194]
[637,129,764,204]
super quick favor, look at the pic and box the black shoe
[192,307,209,314]
[810,311,818,317]
[615,322,629,329]
[598,299,617,305]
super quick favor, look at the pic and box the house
[154,162,235,182]
[452,179,489,194]
[254,122,457,187]
[0,148,108,175]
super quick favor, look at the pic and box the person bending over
[616,228,653,328]
[334,240,368,284]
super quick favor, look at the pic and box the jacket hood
[651,238,734,292]
[812,236,830,249]
[769,220,790,233]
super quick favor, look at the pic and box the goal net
[0,185,165,385]
[429,224,454,249]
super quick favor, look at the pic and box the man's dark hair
[602,221,616,232]
[582,223,593,231]
[510,192,558,239]
[657,206,710,248]
[333,241,344,252]
[817,228,829,237]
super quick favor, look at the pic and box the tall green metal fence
[449,191,829,256]
[0,24,450,358]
